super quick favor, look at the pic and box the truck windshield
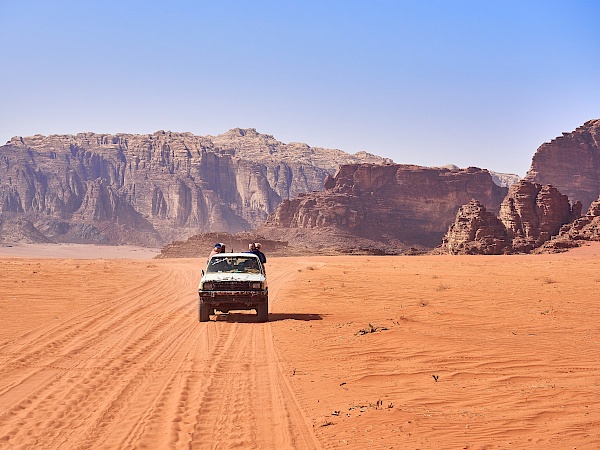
[206,256,261,274]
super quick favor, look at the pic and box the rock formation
[525,119,600,212]
[499,181,582,252]
[155,231,290,259]
[0,129,389,246]
[440,181,581,254]
[536,195,600,252]
[261,164,508,250]
[440,200,511,255]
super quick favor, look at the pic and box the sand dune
[0,244,599,448]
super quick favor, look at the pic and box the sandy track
[0,258,319,449]
[1,245,600,449]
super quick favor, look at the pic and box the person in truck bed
[254,243,266,265]
[207,243,224,263]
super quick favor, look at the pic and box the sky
[1,1,598,176]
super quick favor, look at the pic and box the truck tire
[256,298,269,322]
[199,300,211,322]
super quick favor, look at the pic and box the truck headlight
[202,282,214,290]
[251,282,263,290]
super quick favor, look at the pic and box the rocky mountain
[440,180,581,254]
[0,129,389,246]
[525,119,600,212]
[260,163,508,251]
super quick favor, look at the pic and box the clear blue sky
[1,1,598,175]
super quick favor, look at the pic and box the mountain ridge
[0,129,389,246]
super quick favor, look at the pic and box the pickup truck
[198,253,268,322]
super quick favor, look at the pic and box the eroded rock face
[537,195,600,252]
[440,181,581,254]
[499,180,581,252]
[0,130,389,245]
[562,195,600,241]
[263,164,508,249]
[440,200,510,255]
[525,119,600,212]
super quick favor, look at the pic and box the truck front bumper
[198,291,268,308]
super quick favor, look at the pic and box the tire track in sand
[0,259,320,449]
[0,262,198,449]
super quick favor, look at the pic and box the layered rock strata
[500,181,582,252]
[526,119,600,212]
[438,165,521,188]
[262,164,508,249]
[441,181,581,254]
[0,129,388,246]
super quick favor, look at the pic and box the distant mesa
[437,164,521,188]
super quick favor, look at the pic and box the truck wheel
[199,301,211,322]
[257,299,269,322]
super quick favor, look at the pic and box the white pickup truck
[198,253,268,322]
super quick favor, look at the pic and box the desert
[2,4,599,448]
[1,243,599,449]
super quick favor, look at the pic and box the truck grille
[214,281,254,291]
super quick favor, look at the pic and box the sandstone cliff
[526,119,600,212]
[536,195,600,252]
[440,200,510,255]
[439,165,521,188]
[499,181,582,252]
[440,181,581,254]
[0,129,389,246]
[261,164,508,250]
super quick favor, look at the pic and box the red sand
[0,243,599,449]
